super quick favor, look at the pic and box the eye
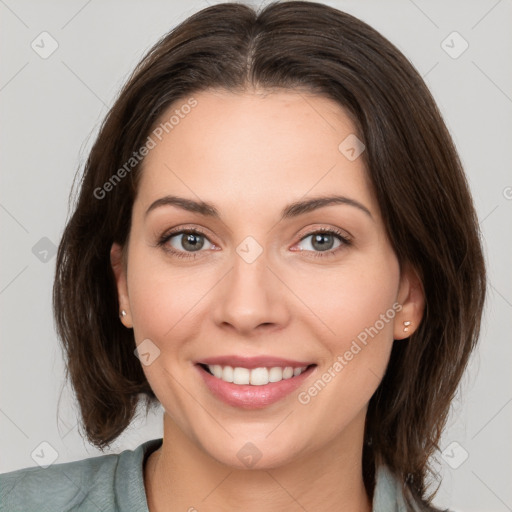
[157,226,351,260]
[157,228,215,259]
[295,228,351,257]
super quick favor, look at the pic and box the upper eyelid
[162,227,213,245]
[298,226,350,238]
[161,225,209,239]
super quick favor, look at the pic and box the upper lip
[196,355,315,369]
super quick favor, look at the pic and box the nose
[212,249,290,336]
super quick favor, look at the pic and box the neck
[144,412,372,512]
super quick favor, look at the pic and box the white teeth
[233,367,250,385]
[211,365,223,379]
[268,367,283,382]
[282,366,294,379]
[222,365,234,383]
[206,364,308,385]
[250,367,268,386]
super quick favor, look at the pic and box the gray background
[1,0,511,510]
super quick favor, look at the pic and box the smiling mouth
[198,363,316,386]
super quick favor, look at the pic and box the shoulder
[0,452,118,512]
[373,464,453,512]
[0,438,162,512]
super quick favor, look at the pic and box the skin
[111,88,424,512]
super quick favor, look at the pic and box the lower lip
[196,364,316,409]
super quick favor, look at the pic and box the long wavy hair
[53,2,486,509]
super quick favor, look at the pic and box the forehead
[135,89,375,217]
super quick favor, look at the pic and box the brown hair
[53,1,486,509]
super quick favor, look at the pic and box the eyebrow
[145,194,373,220]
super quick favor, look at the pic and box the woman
[0,2,485,511]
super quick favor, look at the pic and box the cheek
[291,257,400,438]
[126,251,210,342]
[292,251,400,348]
[125,252,209,416]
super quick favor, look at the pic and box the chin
[198,433,310,471]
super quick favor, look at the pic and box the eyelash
[157,227,352,260]
[297,227,352,258]
[157,227,211,260]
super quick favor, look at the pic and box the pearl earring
[403,321,411,332]
[120,310,127,319]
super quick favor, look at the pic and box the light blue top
[0,438,429,511]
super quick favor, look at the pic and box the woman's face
[112,89,421,469]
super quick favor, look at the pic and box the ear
[110,242,133,329]
[394,263,425,340]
